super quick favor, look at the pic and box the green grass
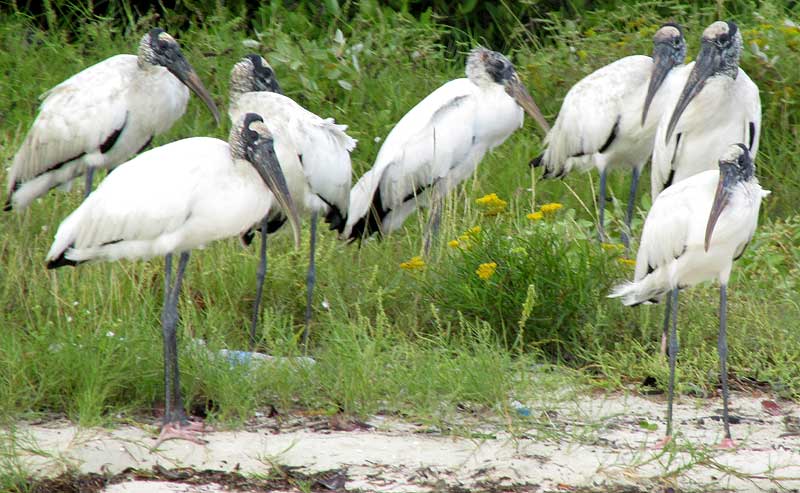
[0,0,799,478]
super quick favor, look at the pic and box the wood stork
[651,21,761,200]
[530,23,687,247]
[228,54,355,346]
[610,144,768,448]
[341,47,549,248]
[5,28,221,211]
[45,113,300,446]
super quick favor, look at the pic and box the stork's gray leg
[162,253,173,422]
[423,193,443,256]
[164,254,173,309]
[303,210,318,350]
[621,167,640,252]
[660,293,672,357]
[163,252,190,423]
[717,284,735,448]
[84,167,95,198]
[665,287,679,440]
[598,168,608,243]
[249,218,269,350]
[154,251,206,448]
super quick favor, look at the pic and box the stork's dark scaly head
[233,113,301,249]
[705,143,753,251]
[466,47,550,134]
[230,54,283,99]
[665,21,743,143]
[138,28,220,125]
[642,23,687,124]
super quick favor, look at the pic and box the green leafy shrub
[423,202,631,362]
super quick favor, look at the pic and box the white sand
[6,390,800,492]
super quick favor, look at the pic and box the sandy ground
[6,390,800,492]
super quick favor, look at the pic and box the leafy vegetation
[0,0,798,461]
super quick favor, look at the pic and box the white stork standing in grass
[45,113,300,446]
[5,28,221,211]
[530,23,688,248]
[228,54,355,346]
[610,144,769,449]
[651,20,761,200]
[341,47,550,249]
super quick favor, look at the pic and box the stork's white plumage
[229,55,354,233]
[228,55,355,344]
[611,144,769,448]
[46,113,299,447]
[5,28,220,211]
[651,21,761,200]
[342,47,549,242]
[532,23,687,246]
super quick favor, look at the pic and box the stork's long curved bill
[168,58,222,126]
[704,168,737,252]
[665,42,719,143]
[506,75,550,134]
[247,140,302,249]
[642,44,678,125]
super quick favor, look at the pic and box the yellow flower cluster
[540,202,563,214]
[449,226,481,249]
[526,211,543,221]
[527,202,563,221]
[475,193,507,216]
[476,262,497,280]
[400,256,425,271]
[601,242,624,252]
[617,258,636,267]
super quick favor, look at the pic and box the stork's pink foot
[716,437,737,449]
[653,435,672,449]
[152,419,210,449]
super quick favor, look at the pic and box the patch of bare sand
[6,390,800,492]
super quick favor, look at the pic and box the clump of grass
[424,203,630,361]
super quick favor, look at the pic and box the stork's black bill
[505,74,550,133]
[166,55,221,125]
[665,43,721,143]
[705,144,752,251]
[642,25,686,125]
[242,113,302,249]
[666,21,741,143]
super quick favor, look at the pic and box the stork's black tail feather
[324,205,346,235]
[344,187,388,243]
[529,153,544,168]
[46,251,79,270]
[240,216,289,247]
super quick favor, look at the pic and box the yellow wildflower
[400,256,425,271]
[540,202,563,215]
[618,258,636,267]
[601,242,624,252]
[527,211,543,221]
[475,193,507,216]
[476,262,498,280]
[468,226,481,235]
[577,50,588,60]
[448,240,460,248]
[780,25,800,36]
